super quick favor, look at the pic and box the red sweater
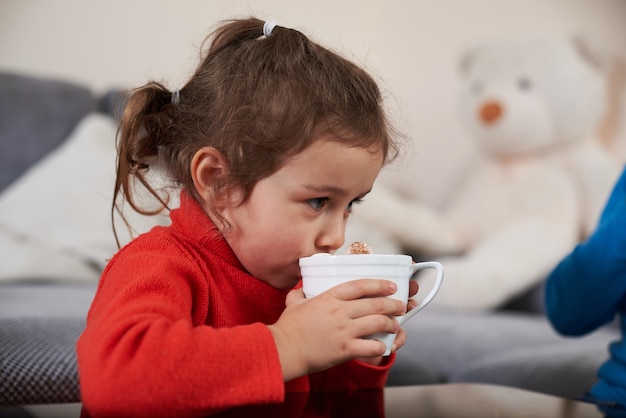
[77,192,393,417]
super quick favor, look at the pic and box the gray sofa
[0,72,122,406]
[0,71,619,408]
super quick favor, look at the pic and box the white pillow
[0,113,172,283]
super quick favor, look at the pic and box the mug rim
[299,253,412,266]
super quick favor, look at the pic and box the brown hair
[114,17,399,244]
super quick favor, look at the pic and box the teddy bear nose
[479,101,503,125]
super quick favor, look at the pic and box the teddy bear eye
[471,81,484,95]
[518,78,531,91]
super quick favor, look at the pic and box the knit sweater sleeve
[77,236,285,417]
[309,356,393,391]
[545,166,626,336]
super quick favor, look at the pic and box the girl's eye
[346,198,363,213]
[518,77,531,91]
[308,198,327,211]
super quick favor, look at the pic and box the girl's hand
[407,278,419,311]
[268,279,407,381]
[358,279,419,365]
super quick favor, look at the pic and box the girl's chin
[256,269,301,290]
[279,271,303,289]
[275,276,302,290]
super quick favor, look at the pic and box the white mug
[299,253,444,356]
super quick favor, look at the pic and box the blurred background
[2,0,625,208]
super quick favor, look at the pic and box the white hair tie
[263,20,278,37]
[171,89,180,105]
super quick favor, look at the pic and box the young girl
[77,17,416,417]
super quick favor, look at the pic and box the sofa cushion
[0,113,171,283]
[0,283,96,319]
[98,88,128,120]
[0,317,84,405]
[0,283,94,405]
[448,342,608,399]
[0,72,97,192]
[396,308,617,398]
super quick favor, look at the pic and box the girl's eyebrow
[303,184,346,194]
[303,184,372,198]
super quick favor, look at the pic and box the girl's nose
[316,216,346,252]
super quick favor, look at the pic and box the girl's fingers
[285,287,306,306]
[353,314,400,336]
[337,294,406,319]
[349,338,389,357]
[409,280,419,297]
[391,328,407,352]
[407,298,418,311]
[327,278,397,300]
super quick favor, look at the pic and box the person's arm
[545,167,626,335]
[77,242,284,418]
[307,356,393,391]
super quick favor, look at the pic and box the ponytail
[112,82,175,247]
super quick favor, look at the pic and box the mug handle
[397,261,444,325]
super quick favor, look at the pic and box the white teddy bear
[352,36,622,311]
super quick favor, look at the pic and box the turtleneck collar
[170,190,243,270]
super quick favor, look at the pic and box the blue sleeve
[545,166,626,336]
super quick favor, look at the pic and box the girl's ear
[191,146,228,205]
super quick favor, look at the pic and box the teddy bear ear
[571,33,609,72]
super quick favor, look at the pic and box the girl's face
[221,137,384,289]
